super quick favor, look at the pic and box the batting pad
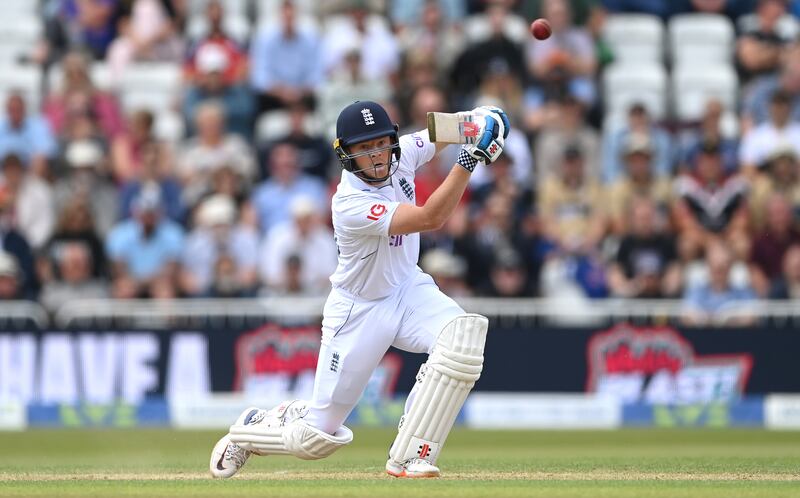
[389,314,488,465]
[230,420,353,460]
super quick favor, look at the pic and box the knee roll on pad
[389,313,488,465]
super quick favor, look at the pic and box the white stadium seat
[119,63,183,113]
[255,0,317,23]
[154,110,186,143]
[47,62,113,93]
[0,17,42,65]
[0,64,42,111]
[669,14,735,65]
[603,62,668,120]
[602,14,664,64]
[187,0,249,19]
[186,14,252,45]
[672,63,738,121]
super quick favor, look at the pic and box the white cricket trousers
[303,269,465,435]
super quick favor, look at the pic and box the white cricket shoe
[209,406,265,478]
[385,458,441,478]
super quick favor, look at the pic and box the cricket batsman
[210,100,509,478]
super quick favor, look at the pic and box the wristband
[457,147,479,172]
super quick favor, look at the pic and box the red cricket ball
[531,18,552,40]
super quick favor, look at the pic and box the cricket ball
[531,18,552,40]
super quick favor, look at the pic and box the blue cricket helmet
[333,101,401,183]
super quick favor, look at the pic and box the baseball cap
[290,196,317,218]
[420,249,467,278]
[197,194,236,227]
[133,183,163,213]
[0,251,19,278]
[66,140,103,168]
[624,133,653,156]
[196,44,229,74]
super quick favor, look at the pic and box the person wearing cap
[480,247,531,297]
[0,250,22,300]
[119,140,184,223]
[602,102,673,184]
[0,154,55,250]
[259,196,337,296]
[605,132,672,235]
[672,137,751,261]
[0,92,57,178]
[184,42,255,139]
[39,241,109,312]
[105,184,184,299]
[740,90,800,176]
[184,0,248,86]
[180,194,259,297]
[534,95,600,182]
[749,146,800,228]
[419,248,471,298]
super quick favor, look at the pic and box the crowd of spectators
[0,0,799,325]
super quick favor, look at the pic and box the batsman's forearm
[421,164,471,229]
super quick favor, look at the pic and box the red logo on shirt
[367,204,387,221]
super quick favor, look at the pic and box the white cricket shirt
[329,130,436,300]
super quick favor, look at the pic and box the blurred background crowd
[0,0,799,324]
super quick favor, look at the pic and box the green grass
[0,428,798,497]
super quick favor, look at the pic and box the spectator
[672,138,751,261]
[106,0,184,83]
[0,92,58,178]
[0,251,23,300]
[183,43,255,138]
[391,0,466,28]
[39,241,109,312]
[0,190,38,300]
[119,142,184,223]
[262,253,311,296]
[420,248,472,297]
[250,0,323,111]
[681,242,758,326]
[749,193,800,294]
[178,101,256,208]
[53,140,118,237]
[736,0,795,83]
[259,103,333,181]
[602,102,673,184]
[0,154,55,250]
[749,147,800,228]
[180,194,259,297]
[769,243,800,298]
[535,95,600,182]
[470,152,533,221]
[676,99,739,175]
[608,197,682,298]
[259,197,337,295]
[600,0,676,19]
[480,247,532,297]
[605,133,672,235]
[106,186,184,298]
[110,109,164,183]
[397,0,465,74]
[43,51,126,141]
[251,142,327,234]
[526,0,598,108]
[184,0,248,86]
[43,198,107,278]
[743,45,800,126]
[41,0,119,61]
[740,90,800,175]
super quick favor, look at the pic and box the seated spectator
[259,197,337,296]
[736,0,795,84]
[608,197,682,298]
[676,100,739,175]
[39,241,109,312]
[391,0,466,29]
[0,190,39,300]
[250,0,323,111]
[106,186,184,299]
[749,147,800,228]
[535,95,600,182]
[183,43,255,139]
[43,198,107,278]
[0,251,23,300]
[538,144,607,255]
[470,152,533,221]
[184,0,248,85]
[420,248,472,298]
[605,133,672,235]
[40,0,119,61]
[259,102,333,181]
[0,92,57,178]
[53,140,118,237]
[740,90,800,176]
[0,155,55,250]
[43,51,126,142]
[602,103,673,184]
[180,194,259,297]
[479,248,532,298]
[672,139,751,261]
[106,0,184,83]
[749,194,800,294]
[251,143,327,234]
[397,0,465,74]
[178,101,256,208]
[261,254,313,297]
[770,244,800,298]
[743,45,800,126]
[526,0,597,108]
[119,142,184,223]
[110,109,163,183]
[681,242,758,326]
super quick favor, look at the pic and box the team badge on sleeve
[367,204,387,220]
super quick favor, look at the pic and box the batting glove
[461,112,504,167]
[475,105,510,140]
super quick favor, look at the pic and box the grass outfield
[0,429,798,497]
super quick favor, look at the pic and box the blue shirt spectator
[602,103,673,184]
[251,142,327,233]
[0,93,57,171]
[390,0,466,26]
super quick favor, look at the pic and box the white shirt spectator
[322,14,400,81]
[739,121,800,168]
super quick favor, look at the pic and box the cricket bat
[426,112,482,144]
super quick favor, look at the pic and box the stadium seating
[669,14,735,65]
[602,14,664,64]
[603,62,668,120]
[0,17,42,65]
[672,63,738,121]
[0,63,42,110]
[119,63,183,113]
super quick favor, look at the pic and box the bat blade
[427,112,480,144]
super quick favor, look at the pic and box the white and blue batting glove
[460,112,505,168]
[475,105,510,140]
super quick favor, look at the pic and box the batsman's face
[350,136,392,179]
